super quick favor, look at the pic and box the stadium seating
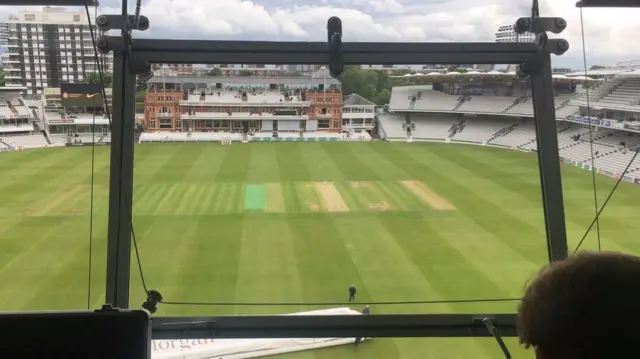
[596,77,640,106]
[412,91,462,112]
[505,97,533,116]
[411,114,459,140]
[390,86,580,120]
[0,134,48,149]
[0,103,14,118]
[489,120,536,148]
[453,118,512,142]
[376,114,408,139]
[388,87,417,110]
[457,96,515,114]
[0,123,34,133]
[376,112,640,178]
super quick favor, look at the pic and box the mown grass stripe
[264,183,285,213]
[244,184,265,211]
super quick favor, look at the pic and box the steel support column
[105,48,137,309]
[530,53,569,262]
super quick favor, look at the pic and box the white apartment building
[495,24,536,43]
[151,63,194,76]
[496,24,535,73]
[2,7,112,95]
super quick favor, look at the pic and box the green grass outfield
[1,141,639,359]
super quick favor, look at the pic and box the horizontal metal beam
[123,39,542,65]
[151,314,518,340]
[0,0,97,4]
[576,0,640,7]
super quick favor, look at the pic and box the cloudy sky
[3,0,640,69]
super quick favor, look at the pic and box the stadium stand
[454,117,512,143]
[41,87,112,147]
[457,95,515,114]
[382,69,640,183]
[0,87,51,151]
[142,76,351,142]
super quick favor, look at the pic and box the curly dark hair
[517,251,640,359]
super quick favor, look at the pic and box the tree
[590,65,605,70]
[339,66,394,105]
[85,72,113,87]
[238,70,254,76]
[390,69,412,77]
[373,88,391,105]
[207,68,222,76]
[135,89,147,103]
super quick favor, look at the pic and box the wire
[163,297,522,307]
[87,97,97,310]
[578,7,602,252]
[573,146,640,254]
[85,0,150,296]
[571,11,640,254]
[86,0,100,311]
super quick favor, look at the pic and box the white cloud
[369,0,404,14]
[0,0,639,68]
[281,21,307,37]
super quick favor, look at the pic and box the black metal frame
[576,0,640,7]
[95,1,570,341]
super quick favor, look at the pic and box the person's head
[517,251,640,359]
[366,305,370,309]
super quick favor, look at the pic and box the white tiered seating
[595,131,640,148]
[0,134,48,149]
[597,78,640,106]
[0,105,13,118]
[490,121,537,148]
[457,96,515,113]
[453,119,510,142]
[412,91,461,112]
[389,87,417,110]
[376,114,407,139]
[411,115,458,140]
[15,106,31,116]
[507,98,533,116]
[555,104,579,119]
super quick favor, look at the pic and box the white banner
[152,308,367,359]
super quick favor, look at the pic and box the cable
[578,7,602,252]
[86,0,100,311]
[87,96,97,310]
[573,146,640,254]
[85,0,150,296]
[163,297,522,307]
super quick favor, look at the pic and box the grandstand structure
[40,86,112,146]
[140,76,373,143]
[379,70,640,184]
[342,93,376,133]
[0,84,115,150]
[0,87,50,151]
